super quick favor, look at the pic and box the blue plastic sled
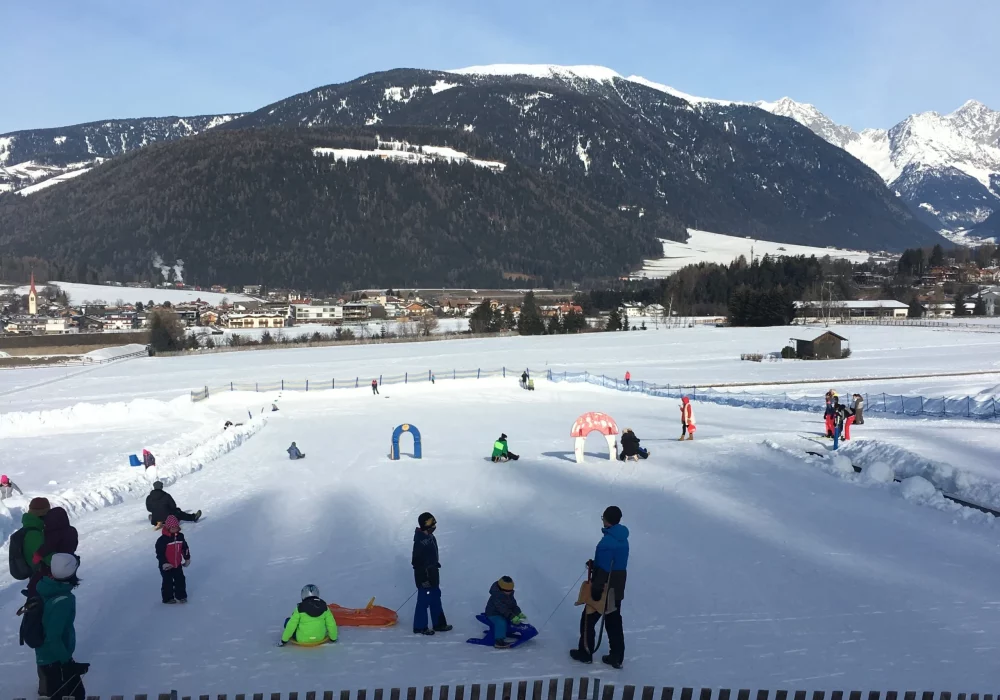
[128,454,142,467]
[466,614,538,648]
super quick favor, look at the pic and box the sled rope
[540,568,587,631]
[394,589,417,613]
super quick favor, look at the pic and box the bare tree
[418,314,439,336]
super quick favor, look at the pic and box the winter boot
[414,628,435,636]
[686,434,694,441]
[601,654,623,669]
[194,510,202,522]
[433,623,454,632]
[678,435,685,441]
[569,649,593,664]
[163,599,177,605]
[494,638,512,649]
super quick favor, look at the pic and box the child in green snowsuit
[280,585,338,646]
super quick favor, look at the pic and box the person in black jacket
[146,481,201,526]
[411,512,452,635]
[618,429,649,461]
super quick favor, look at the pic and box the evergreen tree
[148,308,186,352]
[517,292,545,335]
[907,295,924,318]
[501,305,515,331]
[546,315,562,335]
[622,314,630,331]
[469,299,497,334]
[953,292,967,317]
[606,309,623,331]
[973,296,987,316]
[563,310,587,333]
[930,244,945,267]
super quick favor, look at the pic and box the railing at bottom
[11,678,996,700]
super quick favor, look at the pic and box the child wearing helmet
[0,474,23,500]
[279,585,338,646]
[155,515,191,604]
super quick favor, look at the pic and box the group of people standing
[824,391,864,448]
[408,506,631,667]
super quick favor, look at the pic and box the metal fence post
[281,379,284,391]
[900,395,904,414]
[332,378,335,389]
[477,368,481,379]
[355,377,358,388]
[405,372,408,384]
[920,396,923,415]
[453,369,456,380]
[306,380,309,392]
[231,382,233,391]
[256,382,258,392]
[503,367,506,378]
[882,393,886,411]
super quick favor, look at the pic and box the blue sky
[3,0,997,133]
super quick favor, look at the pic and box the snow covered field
[632,230,875,279]
[10,281,254,306]
[1,326,1000,696]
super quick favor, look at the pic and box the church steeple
[28,272,38,316]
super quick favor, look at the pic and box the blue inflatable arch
[391,423,422,460]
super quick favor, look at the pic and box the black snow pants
[577,600,624,663]
[161,566,188,602]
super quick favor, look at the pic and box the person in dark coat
[618,429,648,461]
[145,481,200,526]
[411,512,452,635]
[484,576,525,648]
[372,379,379,395]
[29,506,79,595]
[571,506,629,669]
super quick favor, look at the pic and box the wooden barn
[792,331,848,360]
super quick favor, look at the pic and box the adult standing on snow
[570,506,629,669]
[34,553,89,700]
[146,481,201,526]
[411,512,452,635]
[852,394,865,425]
[679,396,696,440]
[372,379,379,395]
[624,371,631,388]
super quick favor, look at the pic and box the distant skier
[679,396,696,440]
[287,442,305,460]
[484,576,526,649]
[372,379,379,395]
[0,474,23,499]
[618,429,648,461]
[412,512,452,635]
[146,481,201,526]
[624,371,630,388]
[852,393,865,425]
[279,584,338,646]
[155,515,191,604]
[491,434,520,462]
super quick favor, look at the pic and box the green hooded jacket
[491,439,508,459]
[34,577,77,666]
[21,512,45,571]
[281,597,338,644]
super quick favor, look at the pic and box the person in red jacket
[624,371,631,388]
[679,396,696,441]
[155,515,191,604]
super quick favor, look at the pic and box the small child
[287,442,305,460]
[485,576,526,648]
[155,515,191,604]
[0,474,23,500]
[279,584,338,646]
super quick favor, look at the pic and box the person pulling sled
[491,434,520,462]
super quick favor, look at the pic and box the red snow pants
[824,415,834,438]
[844,416,855,440]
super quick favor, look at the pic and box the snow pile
[0,396,196,438]
[829,454,857,475]
[83,343,147,361]
[862,461,895,484]
[900,475,938,503]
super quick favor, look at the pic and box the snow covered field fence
[547,371,1000,420]
[7,678,982,700]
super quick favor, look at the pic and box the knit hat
[497,576,515,592]
[418,512,436,529]
[50,553,79,581]
[28,497,51,517]
[153,481,164,490]
[0,475,8,486]
[163,515,180,534]
[603,506,623,525]
[499,433,507,440]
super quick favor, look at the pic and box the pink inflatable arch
[570,412,619,463]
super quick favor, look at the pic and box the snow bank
[830,455,856,475]
[83,343,147,361]
[0,396,194,438]
[901,476,938,503]
[0,417,265,545]
[862,461,895,483]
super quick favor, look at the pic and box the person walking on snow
[0,474,23,499]
[372,379,379,395]
[679,396,696,440]
[824,390,837,438]
[287,442,305,460]
[852,393,865,425]
[411,512,452,635]
[155,515,191,604]
[33,553,88,700]
[570,506,629,669]
[146,481,201,526]
[484,576,527,649]
[624,371,630,388]
[520,370,529,389]
[279,584,338,646]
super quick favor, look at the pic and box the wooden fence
[12,678,996,700]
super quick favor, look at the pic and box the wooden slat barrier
[14,681,996,700]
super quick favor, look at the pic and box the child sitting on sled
[491,434,520,462]
[484,576,527,648]
[279,584,338,646]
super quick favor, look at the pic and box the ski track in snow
[0,329,999,694]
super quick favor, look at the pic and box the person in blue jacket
[570,505,629,669]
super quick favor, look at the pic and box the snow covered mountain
[0,114,240,193]
[757,97,1000,243]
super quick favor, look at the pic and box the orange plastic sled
[327,597,398,627]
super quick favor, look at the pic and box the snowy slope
[3,368,1000,695]
[757,97,1000,238]
[632,229,873,278]
[16,281,254,305]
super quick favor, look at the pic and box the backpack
[8,528,33,581]
[18,595,67,649]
